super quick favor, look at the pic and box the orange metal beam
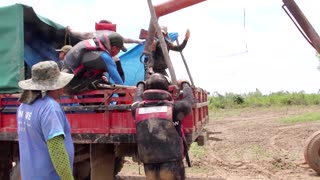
[143,0,207,83]
[154,0,206,18]
[283,0,320,53]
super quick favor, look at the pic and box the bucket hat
[18,61,74,91]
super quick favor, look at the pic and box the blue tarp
[24,40,59,68]
[118,42,145,86]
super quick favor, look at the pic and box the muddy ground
[117,105,320,179]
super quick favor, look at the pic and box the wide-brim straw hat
[18,61,74,91]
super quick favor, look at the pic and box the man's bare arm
[67,26,95,40]
[123,37,144,44]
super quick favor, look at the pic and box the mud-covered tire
[74,160,91,180]
[10,162,20,180]
[114,156,125,176]
[304,130,320,174]
[0,142,13,180]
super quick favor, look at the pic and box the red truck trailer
[0,83,209,179]
[0,1,208,179]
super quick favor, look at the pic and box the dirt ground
[117,105,320,179]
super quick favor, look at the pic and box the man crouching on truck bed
[62,32,127,95]
[16,61,75,180]
[131,73,194,180]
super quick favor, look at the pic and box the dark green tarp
[0,4,79,93]
[0,4,24,93]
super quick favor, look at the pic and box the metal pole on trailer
[176,39,195,87]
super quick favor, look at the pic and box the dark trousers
[144,57,168,80]
[61,63,109,95]
[143,160,185,180]
[144,68,169,80]
[154,69,168,76]
[64,75,106,95]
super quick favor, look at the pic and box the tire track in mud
[204,108,320,179]
[268,122,320,175]
[204,115,283,179]
[203,145,281,180]
[269,124,306,154]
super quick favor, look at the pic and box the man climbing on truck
[62,32,126,94]
[131,73,194,180]
[67,20,144,82]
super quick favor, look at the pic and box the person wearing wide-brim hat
[17,61,75,180]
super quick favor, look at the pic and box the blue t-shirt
[17,96,74,180]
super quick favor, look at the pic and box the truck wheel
[114,156,125,175]
[304,130,320,174]
[10,161,20,180]
[74,160,91,180]
[90,144,116,180]
[0,142,13,180]
[73,156,124,180]
[0,161,11,180]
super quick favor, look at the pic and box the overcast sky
[1,0,320,94]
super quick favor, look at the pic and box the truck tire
[74,160,91,180]
[114,156,125,175]
[90,144,118,180]
[73,156,124,180]
[10,161,20,180]
[0,161,12,180]
[0,142,13,180]
[9,159,118,180]
[304,130,320,174]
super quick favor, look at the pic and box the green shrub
[280,112,320,123]
[209,90,320,109]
